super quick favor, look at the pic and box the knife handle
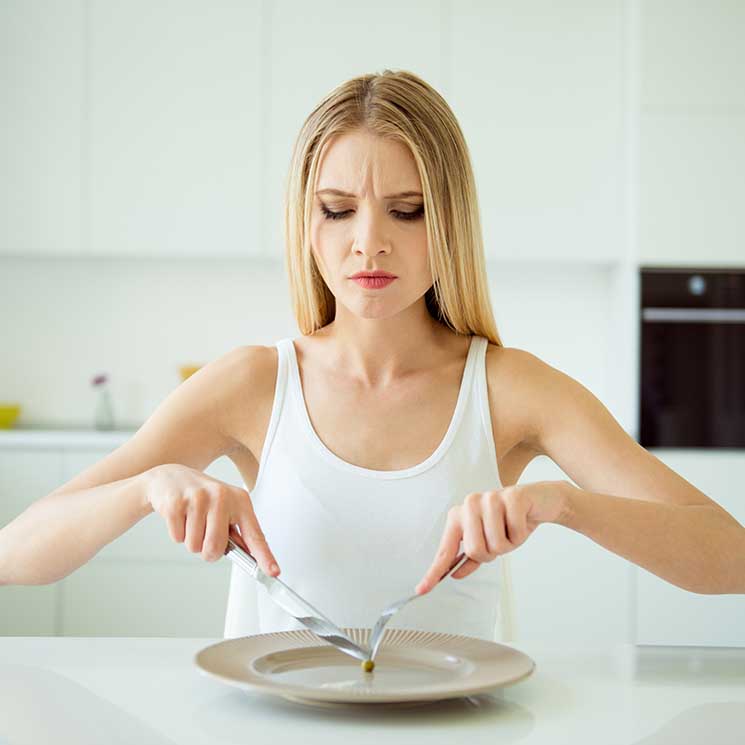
[224,527,259,578]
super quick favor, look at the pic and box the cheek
[309,222,332,265]
[411,229,431,267]
[312,219,345,254]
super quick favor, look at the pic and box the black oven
[640,267,745,448]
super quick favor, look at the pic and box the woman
[221,70,743,641]
[2,71,742,642]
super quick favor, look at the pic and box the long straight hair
[284,69,503,346]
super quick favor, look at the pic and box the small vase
[94,386,115,431]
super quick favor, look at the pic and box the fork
[367,551,470,661]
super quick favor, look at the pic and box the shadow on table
[192,686,536,741]
[0,664,177,745]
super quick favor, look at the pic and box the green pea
[362,659,375,673]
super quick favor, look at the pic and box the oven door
[640,307,745,448]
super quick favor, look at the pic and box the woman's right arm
[0,345,280,586]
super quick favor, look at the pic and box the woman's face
[310,129,433,321]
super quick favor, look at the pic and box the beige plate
[194,627,535,707]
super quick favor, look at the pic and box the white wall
[0,256,614,430]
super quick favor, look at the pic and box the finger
[450,557,481,580]
[167,506,186,544]
[202,501,228,562]
[415,510,462,595]
[461,499,490,563]
[227,523,249,553]
[184,501,207,554]
[503,490,528,546]
[482,494,508,554]
[450,503,486,579]
[236,504,280,576]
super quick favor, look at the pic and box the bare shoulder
[484,342,555,457]
[214,344,279,458]
[214,344,278,387]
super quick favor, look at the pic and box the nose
[353,209,391,257]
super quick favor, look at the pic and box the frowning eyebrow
[315,188,423,199]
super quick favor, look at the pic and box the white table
[1,637,744,744]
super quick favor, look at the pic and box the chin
[346,301,403,321]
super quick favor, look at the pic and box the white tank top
[223,334,509,642]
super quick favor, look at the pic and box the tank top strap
[248,338,291,497]
[471,335,499,472]
[461,333,482,395]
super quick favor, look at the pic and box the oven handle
[642,308,745,323]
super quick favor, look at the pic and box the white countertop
[0,427,138,449]
[1,637,743,744]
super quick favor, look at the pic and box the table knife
[224,535,370,663]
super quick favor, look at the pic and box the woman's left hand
[414,480,573,594]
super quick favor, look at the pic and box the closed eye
[319,204,424,222]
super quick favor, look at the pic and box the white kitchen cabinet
[0,584,58,636]
[513,448,745,649]
[635,450,745,647]
[0,441,246,637]
[0,449,66,635]
[0,450,65,527]
[56,450,245,636]
[449,0,626,264]
[87,0,264,257]
[638,1,745,267]
[60,558,231,637]
[513,454,634,645]
[264,0,444,260]
[0,0,85,257]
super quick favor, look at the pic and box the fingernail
[270,563,279,574]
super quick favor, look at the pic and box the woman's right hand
[143,463,280,576]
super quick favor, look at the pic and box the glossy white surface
[0,637,743,744]
[0,428,136,449]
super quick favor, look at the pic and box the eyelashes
[319,203,425,222]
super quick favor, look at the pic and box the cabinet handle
[642,308,745,323]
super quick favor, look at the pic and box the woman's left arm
[518,349,745,595]
[417,349,745,596]
[557,481,745,594]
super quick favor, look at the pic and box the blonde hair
[283,69,503,347]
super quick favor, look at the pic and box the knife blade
[224,536,370,663]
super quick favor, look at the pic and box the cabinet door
[635,451,745,647]
[57,451,244,636]
[88,0,263,257]
[0,0,84,256]
[638,2,745,267]
[265,0,443,259]
[0,450,64,635]
[1,447,248,637]
[0,584,59,636]
[450,0,625,264]
[513,455,633,645]
[60,558,231,637]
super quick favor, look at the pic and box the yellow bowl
[0,404,21,429]
[179,365,202,382]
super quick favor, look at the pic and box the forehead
[315,130,421,193]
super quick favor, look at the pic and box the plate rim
[194,627,536,704]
